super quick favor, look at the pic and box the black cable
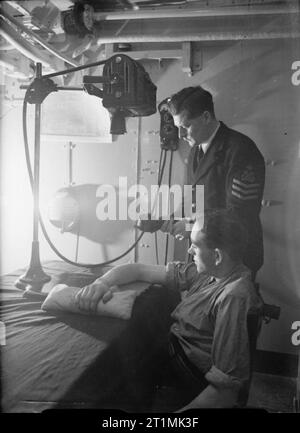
[75,218,80,262]
[151,149,166,219]
[154,148,167,264]
[154,154,160,265]
[23,98,144,268]
[153,148,167,265]
[158,150,167,186]
[165,150,174,265]
[154,231,159,265]
[157,148,164,184]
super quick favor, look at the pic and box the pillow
[41,282,149,320]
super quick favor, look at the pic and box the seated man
[75,210,263,411]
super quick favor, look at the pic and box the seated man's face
[188,222,216,274]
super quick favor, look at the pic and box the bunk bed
[0,260,157,413]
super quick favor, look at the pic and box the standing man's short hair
[168,86,215,119]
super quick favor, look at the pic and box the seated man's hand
[75,278,118,313]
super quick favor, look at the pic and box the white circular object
[48,191,80,233]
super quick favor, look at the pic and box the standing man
[162,86,265,279]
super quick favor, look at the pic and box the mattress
[0,261,133,412]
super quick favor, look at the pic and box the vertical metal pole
[33,63,42,243]
[15,62,51,297]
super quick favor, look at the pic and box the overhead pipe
[0,56,32,79]
[0,41,14,50]
[0,18,55,70]
[95,30,300,43]
[0,8,80,68]
[0,58,15,71]
[92,4,300,21]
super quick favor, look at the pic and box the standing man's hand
[161,218,194,240]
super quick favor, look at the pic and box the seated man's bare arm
[75,263,167,312]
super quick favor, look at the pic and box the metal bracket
[104,42,202,76]
[64,141,76,186]
[182,41,193,76]
[261,199,283,207]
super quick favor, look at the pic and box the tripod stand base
[15,241,51,298]
[16,274,51,300]
[19,284,49,300]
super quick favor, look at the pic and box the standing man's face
[173,109,212,147]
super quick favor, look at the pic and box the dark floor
[151,372,298,413]
[4,373,298,413]
[247,372,298,413]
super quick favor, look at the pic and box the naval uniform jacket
[187,121,265,274]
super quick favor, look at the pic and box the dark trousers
[54,284,208,412]
[105,284,208,412]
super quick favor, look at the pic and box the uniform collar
[191,121,227,183]
[198,121,220,154]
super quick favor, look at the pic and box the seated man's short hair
[199,209,247,261]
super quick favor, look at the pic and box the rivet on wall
[266,159,278,167]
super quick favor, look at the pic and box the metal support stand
[13,55,123,294]
[15,63,51,298]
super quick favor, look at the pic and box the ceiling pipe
[95,30,300,43]
[0,40,14,50]
[0,18,55,70]
[0,8,80,67]
[0,58,15,71]
[92,4,300,21]
[0,60,30,79]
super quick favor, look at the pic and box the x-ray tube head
[83,54,157,135]
[109,108,127,135]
